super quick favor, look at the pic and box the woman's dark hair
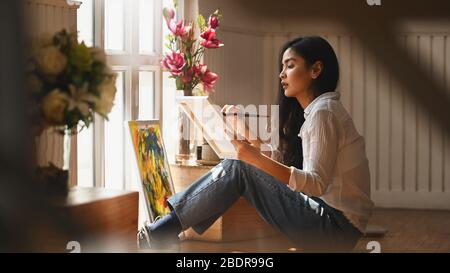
[278,36,339,169]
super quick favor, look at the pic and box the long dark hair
[278,36,339,169]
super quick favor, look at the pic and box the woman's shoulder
[310,98,348,120]
[305,100,351,138]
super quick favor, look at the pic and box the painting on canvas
[128,120,175,222]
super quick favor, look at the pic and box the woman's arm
[222,105,272,157]
[229,116,272,156]
[288,110,339,196]
[231,139,291,184]
[254,153,291,184]
[232,109,340,196]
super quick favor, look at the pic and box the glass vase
[34,126,72,196]
[175,89,198,165]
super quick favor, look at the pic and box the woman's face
[279,48,316,99]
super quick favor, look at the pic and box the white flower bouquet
[28,29,116,134]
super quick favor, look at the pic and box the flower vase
[33,126,72,196]
[175,89,198,165]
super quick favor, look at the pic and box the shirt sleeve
[288,110,339,196]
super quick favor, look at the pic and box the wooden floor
[141,208,450,253]
[354,208,450,253]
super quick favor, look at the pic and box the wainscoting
[25,0,78,36]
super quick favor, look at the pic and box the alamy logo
[366,0,381,6]
[366,241,381,253]
[66,241,81,253]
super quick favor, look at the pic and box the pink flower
[161,51,186,76]
[208,15,219,29]
[200,28,215,41]
[200,68,219,92]
[182,64,205,83]
[182,67,195,83]
[163,7,188,37]
[168,19,191,37]
[200,39,224,49]
[160,8,223,92]
[200,28,224,49]
[193,64,205,75]
[163,7,175,23]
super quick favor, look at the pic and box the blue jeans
[167,159,362,252]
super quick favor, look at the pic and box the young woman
[138,36,374,252]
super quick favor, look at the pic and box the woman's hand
[221,104,262,148]
[230,139,263,167]
[221,104,242,115]
[221,104,243,136]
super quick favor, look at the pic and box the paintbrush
[222,113,269,118]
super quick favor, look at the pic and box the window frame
[78,0,165,189]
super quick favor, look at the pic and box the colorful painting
[128,120,175,222]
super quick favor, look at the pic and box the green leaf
[197,14,207,32]
[175,77,183,90]
[214,9,222,19]
[185,50,191,59]
[165,34,173,42]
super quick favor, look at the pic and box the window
[76,0,94,187]
[76,0,165,192]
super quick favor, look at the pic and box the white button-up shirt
[287,91,374,232]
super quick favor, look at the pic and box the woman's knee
[220,158,248,171]
[220,159,263,190]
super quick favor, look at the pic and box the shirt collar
[303,91,341,118]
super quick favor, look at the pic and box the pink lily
[182,67,195,83]
[163,7,175,24]
[200,69,219,92]
[161,51,186,76]
[208,15,219,29]
[200,38,224,49]
[200,28,216,41]
[168,19,191,37]
[200,28,224,49]
[193,64,206,75]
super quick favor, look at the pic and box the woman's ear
[310,61,323,79]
